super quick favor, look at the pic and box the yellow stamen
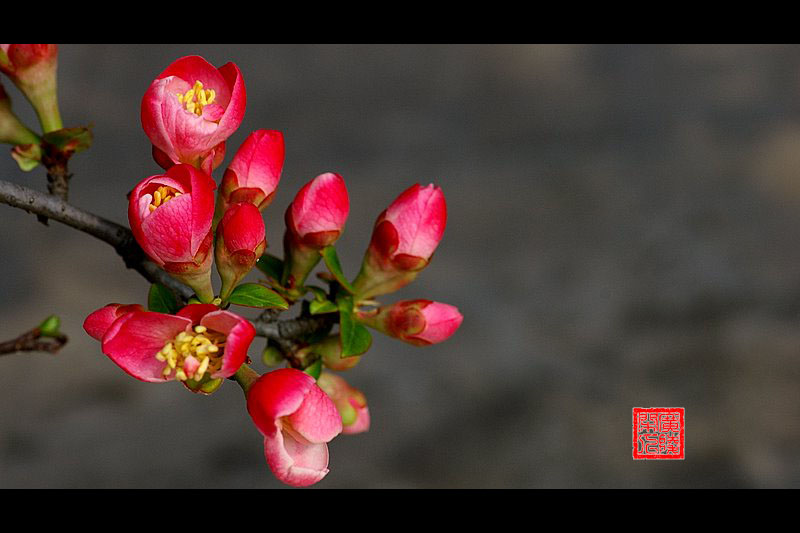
[175,80,216,117]
[155,326,226,384]
[147,185,182,214]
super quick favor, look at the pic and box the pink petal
[286,382,343,443]
[263,427,330,487]
[101,311,192,382]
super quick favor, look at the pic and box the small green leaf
[256,254,284,281]
[320,246,355,293]
[310,299,338,315]
[302,359,323,381]
[42,126,93,155]
[38,315,61,337]
[337,294,372,357]
[307,286,328,302]
[148,283,179,314]
[228,283,289,309]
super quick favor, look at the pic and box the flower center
[176,80,216,116]
[156,325,226,381]
[148,185,182,213]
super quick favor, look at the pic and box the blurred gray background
[1,44,799,488]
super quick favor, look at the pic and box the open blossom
[220,129,284,211]
[128,163,216,301]
[358,299,463,346]
[247,368,342,487]
[84,304,255,388]
[317,372,370,435]
[141,55,245,172]
[216,202,267,299]
[352,183,447,298]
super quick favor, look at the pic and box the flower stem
[232,363,260,394]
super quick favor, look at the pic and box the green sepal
[256,254,284,281]
[310,299,338,315]
[228,283,289,309]
[148,283,180,314]
[320,245,355,293]
[336,294,372,357]
[302,358,323,381]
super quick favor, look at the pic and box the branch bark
[0,178,337,344]
[0,326,68,356]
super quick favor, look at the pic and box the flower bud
[312,335,362,371]
[247,368,342,487]
[141,55,245,172]
[128,164,217,302]
[215,202,267,300]
[0,44,62,133]
[357,299,462,346]
[219,129,284,213]
[352,184,446,299]
[317,372,370,435]
[282,173,349,291]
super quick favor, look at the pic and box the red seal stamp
[632,407,684,460]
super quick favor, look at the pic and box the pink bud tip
[222,130,285,209]
[220,202,266,255]
[370,183,447,267]
[388,299,463,346]
[287,172,350,248]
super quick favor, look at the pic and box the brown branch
[0,326,68,357]
[0,179,193,300]
[0,178,338,346]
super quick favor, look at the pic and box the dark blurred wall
[1,44,799,487]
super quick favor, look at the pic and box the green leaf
[148,283,179,314]
[337,294,372,357]
[310,299,338,315]
[38,315,61,337]
[320,246,355,293]
[256,254,284,281]
[228,283,289,309]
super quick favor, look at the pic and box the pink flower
[247,368,342,487]
[85,304,255,387]
[369,183,446,270]
[141,55,246,172]
[128,163,216,301]
[220,129,285,211]
[286,172,350,248]
[282,173,350,291]
[358,299,463,346]
[317,372,370,435]
[216,202,267,299]
[352,184,447,298]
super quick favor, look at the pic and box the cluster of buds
[78,53,462,487]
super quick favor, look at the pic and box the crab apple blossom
[128,163,216,302]
[216,202,267,300]
[247,368,342,487]
[357,299,463,346]
[352,183,447,299]
[0,44,62,132]
[317,372,370,435]
[218,129,284,219]
[282,172,350,291]
[87,304,255,392]
[141,55,245,173]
